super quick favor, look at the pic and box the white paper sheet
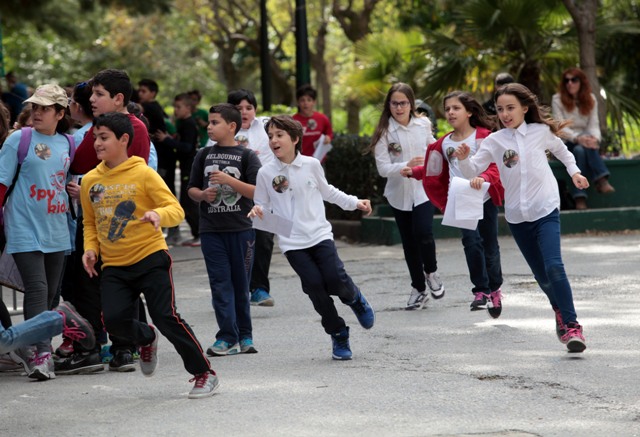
[251,209,294,238]
[312,134,333,161]
[441,177,490,230]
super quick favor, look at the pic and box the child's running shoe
[426,272,445,299]
[28,352,56,381]
[554,308,567,342]
[330,327,352,360]
[139,324,159,377]
[406,288,428,310]
[239,338,258,354]
[470,292,489,311]
[561,322,587,353]
[348,291,375,329]
[55,302,96,351]
[54,338,74,358]
[487,289,503,319]
[206,340,240,357]
[250,288,275,307]
[189,371,220,399]
[100,344,113,363]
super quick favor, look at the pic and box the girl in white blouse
[370,83,443,310]
[454,83,589,354]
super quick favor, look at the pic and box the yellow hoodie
[80,156,184,267]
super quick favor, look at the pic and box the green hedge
[323,134,386,220]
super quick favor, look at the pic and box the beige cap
[24,84,69,108]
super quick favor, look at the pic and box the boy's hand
[357,199,372,216]
[82,250,99,278]
[66,181,81,199]
[470,177,485,190]
[453,143,471,160]
[139,211,161,230]
[247,205,264,219]
[400,166,413,177]
[572,172,589,190]
[209,170,232,185]
[201,187,218,203]
[153,131,170,143]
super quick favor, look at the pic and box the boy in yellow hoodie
[80,112,217,399]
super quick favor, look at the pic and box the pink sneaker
[487,289,502,319]
[55,338,74,358]
[560,322,586,353]
[554,308,567,343]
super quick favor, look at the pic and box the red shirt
[293,111,333,157]
[71,113,150,175]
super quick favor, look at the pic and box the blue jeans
[0,311,62,354]
[391,201,437,292]
[566,141,610,199]
[508,209,578,324]
[460,200,503,294]
[285,239,359,335]
[200,230,254,344]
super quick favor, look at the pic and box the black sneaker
[109,350,136,372]
[54,302,96,351]
[470,292,489,311]
[55,352,104,375]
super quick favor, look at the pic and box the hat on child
[25,84,69,108]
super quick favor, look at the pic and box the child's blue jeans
[0,310,62,354]
[508,209,578,324]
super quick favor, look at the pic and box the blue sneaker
[250,288,275,307]
[239,338,258,354]
[349,291,375,329]
[206,340,240,357]
[331,327,352,360]
[100,344,113,363]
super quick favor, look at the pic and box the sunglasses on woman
[564,76,580,84]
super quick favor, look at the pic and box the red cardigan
[410,127,504,212]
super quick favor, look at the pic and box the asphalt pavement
[2,231,640,437]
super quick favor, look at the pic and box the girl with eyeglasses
[552,67,614,210]
[369,83,444,310]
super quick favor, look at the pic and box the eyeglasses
[390,101,410,108]
[564,77,580,84]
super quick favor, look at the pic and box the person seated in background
[552,67,614,210]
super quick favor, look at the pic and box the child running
[370,83,443,310]
[81,112,218,397]
[402,91,505,317]
[452,83,588,353]
[248,115,375,360]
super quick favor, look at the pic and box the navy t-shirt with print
[188,144,261,233]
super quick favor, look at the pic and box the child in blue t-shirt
[0,84,74,380]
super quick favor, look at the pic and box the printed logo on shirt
[108,200,136,242]
[235,134,249,147]
[503,149,520,168]
[445,146,456,163]
[34,143,52,160]
[89,184,106,203]
[272,175,289,193]
[426,150,444,177]
[388,142,402,157]
[307,119,317,130]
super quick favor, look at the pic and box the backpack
[3,127,76,205]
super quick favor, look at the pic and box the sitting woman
[552,67,614,210]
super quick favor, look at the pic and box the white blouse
[254,153,358,253]
[551,93,601,142]
[458,122,580,224]
[374,116,435,211]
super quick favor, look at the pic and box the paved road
[2,232,640,437]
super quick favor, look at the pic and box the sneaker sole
[332,354,352,360]
[109,364,136,372]
[207,348,240,357]
[487,307,502,319]
[57,364,105,375]
[251,298,275,307]
[430,288,445,299]
[567,338,587,353]
[240,346,258,354]
[29,369,56,381]
[188,376,220,399]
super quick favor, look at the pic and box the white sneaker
[188,371,220,399]
[406,288,429,310]
[426,272,445,299]
[28,352,56,381]
[0,353,22,372]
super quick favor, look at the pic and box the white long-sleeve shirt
[458,122,580,224]
[207,116,274,165]
[374,116,435,211]
[254,153,358,253]
[551,93,601,142]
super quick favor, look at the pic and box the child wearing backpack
[0,84,75,380]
